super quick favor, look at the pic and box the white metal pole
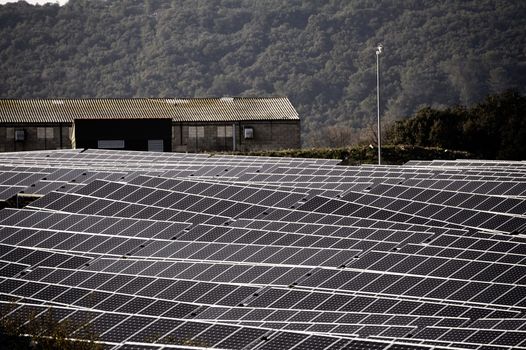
[376,44,382,165]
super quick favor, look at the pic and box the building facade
[0,97,301,153]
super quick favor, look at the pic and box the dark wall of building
[75,119,172,152]
[0,124,71,152]
[237,120,301,152]
[0,119,300,152]
[172,120,301,152]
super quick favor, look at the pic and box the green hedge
[224,145,473,165]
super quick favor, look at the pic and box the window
[217,125,233,138]
[98,140,125,149]
[244,127,254,139]
[46,127,54,139]
[37,127,54,139]
[188,126,204,138]
[148,140,164,152]
[14,130,25,141]
[5,127,13,140]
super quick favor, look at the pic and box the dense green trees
[1,0,525,147]
[387,90,526,160]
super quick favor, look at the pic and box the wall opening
[74,119,172,152]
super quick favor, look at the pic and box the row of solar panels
[0,149,525,349]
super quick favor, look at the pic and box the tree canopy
[387,90,526,160]
[1,0,525,145]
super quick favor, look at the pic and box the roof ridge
[0,96,290,101]
[0,97,300,123]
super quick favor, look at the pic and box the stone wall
[173,120,301,152]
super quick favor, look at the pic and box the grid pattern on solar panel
[0,150,525,349]
[2,210,444,269]
[298,193,526,234]
[33,184,491,244]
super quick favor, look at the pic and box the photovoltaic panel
[0,150,525,349]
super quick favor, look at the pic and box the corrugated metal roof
[0,97,300,123]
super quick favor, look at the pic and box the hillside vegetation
[1,0,525,145]
[387,90,526,160]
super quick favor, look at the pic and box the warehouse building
[0,97,300,152]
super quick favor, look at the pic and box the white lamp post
[376,43,383,165]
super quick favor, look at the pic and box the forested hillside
[1,0,525,145]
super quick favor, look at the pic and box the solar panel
[0,150,525,349]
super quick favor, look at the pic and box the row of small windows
[5,127,55,140]
[187,126,234,139]
[6,126,250,142]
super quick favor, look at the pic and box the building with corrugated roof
[0,97,301,152]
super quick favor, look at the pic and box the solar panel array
[0,149,525,350]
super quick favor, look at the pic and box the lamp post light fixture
[376,43,383,165]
